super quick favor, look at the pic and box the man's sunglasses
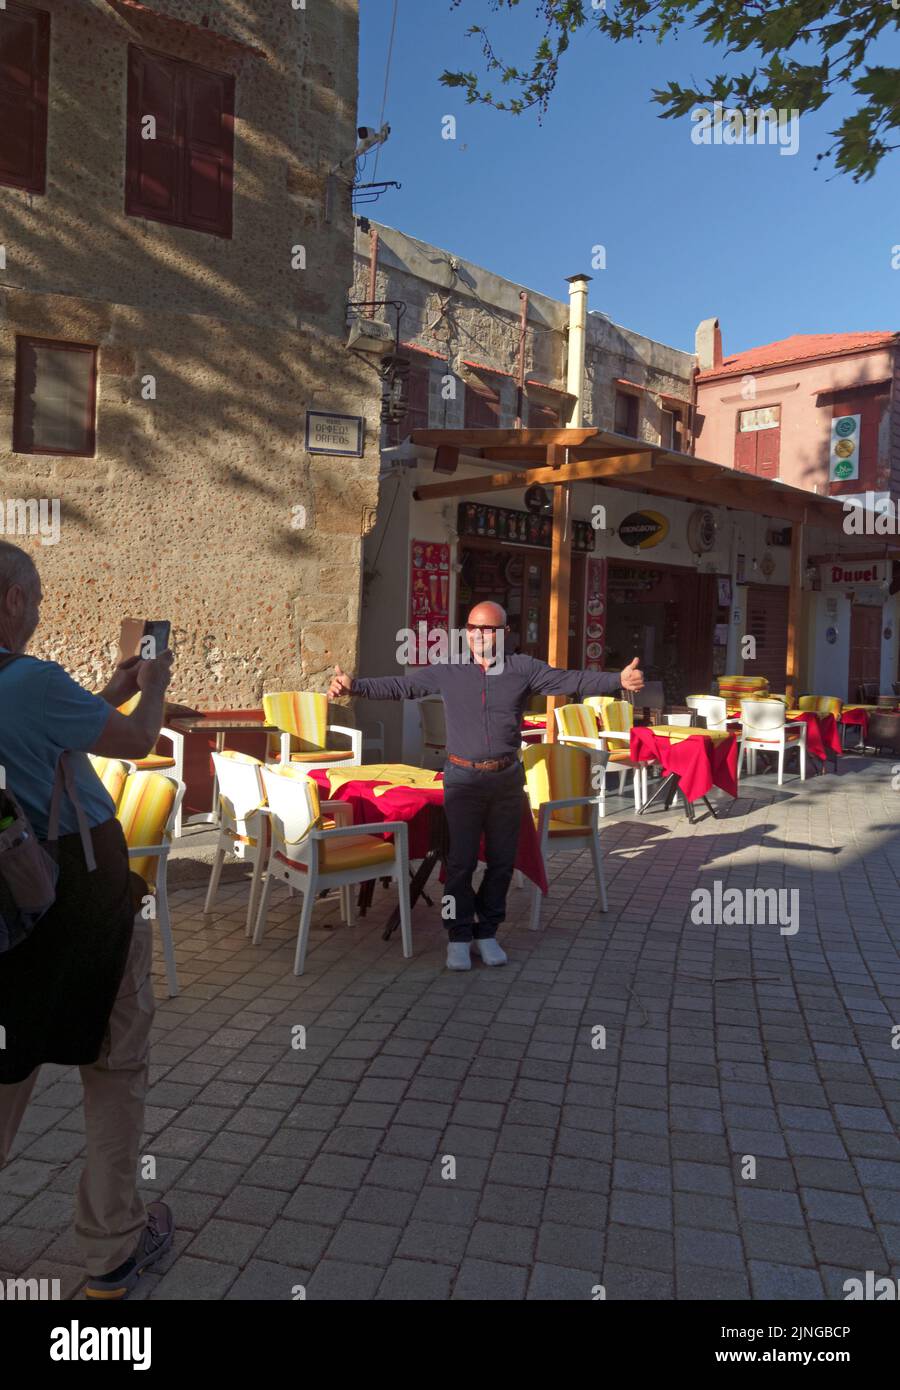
[466,624,506,633]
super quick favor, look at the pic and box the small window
[386,359,430,446]
[465,375,501,429]
[13,338,98,456]
[126,46,234,237]
[0,2,50,194]
[528,400,560,429]
[661,406,684,451]
[738,405,780,431]
[614,390,639,437]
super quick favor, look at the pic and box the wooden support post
[546,444,572,743]
[785,517,806,708]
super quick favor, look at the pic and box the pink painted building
[692,323,900,700]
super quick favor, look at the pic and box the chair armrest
[328,724,363,759]
[127,844,168,857]
[593,730,631,744]
[320,800,353,826]
[312,819,408,843]
[157,728,185,760]
[558,734,603,749]
[536,794,601,813]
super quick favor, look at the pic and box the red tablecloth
[630,727,738,802]
[309,769,548,893]
[786,711,842,760]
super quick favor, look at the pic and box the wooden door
[745,585,789,690]
[849,605,882,700]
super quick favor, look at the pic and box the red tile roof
[697,331,896,381]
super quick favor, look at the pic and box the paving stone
[224,1258,310,1300]
[748,1261,825,1299]
[452,1258,528,1300]
[304,1260,384,1301]
[527,1263,599,1300]
[326,1220,401,1267]
[376,1260,455,1300]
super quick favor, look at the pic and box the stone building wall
[0,0,378,703]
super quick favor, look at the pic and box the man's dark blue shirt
[352,655,622,762]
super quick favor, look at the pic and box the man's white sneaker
[446,942,472,971]
[473,938,507,967]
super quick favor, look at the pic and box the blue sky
[358,1,899,359]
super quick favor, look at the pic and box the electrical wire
[372,0,399,184]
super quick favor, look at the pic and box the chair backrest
[741,698,786,734]
[556,703,599,740]
[718,675,769,701]
[417,696,446,748]
[522,743,593,828]
[590,697,632,733]
[263,692,328,752]
[211,751,265,831]
[686,696,727,731]
[88,754,132,807]
[260,765,319,850]
[584,695,616,726]
[117,771,181,888]
[799,695,841,716]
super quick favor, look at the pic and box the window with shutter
[614,391,639,437]
[0,2,50,194]
[464,376,501,428]
[735,405,781,477]
[13,337,98,457]
[528,400,560,429]
[126,45,234,237]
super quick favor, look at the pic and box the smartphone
[118,618,171,662]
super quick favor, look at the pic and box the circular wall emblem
[835,416,857,438]
[618,510,669,549]
[825,626,838,645]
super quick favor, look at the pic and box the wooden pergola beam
[411,427,601,451]
[546,442,571,743]
[413,453,657,502]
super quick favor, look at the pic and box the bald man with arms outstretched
[330,601,643,971]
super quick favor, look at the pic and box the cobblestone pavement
[2,754,899,1301]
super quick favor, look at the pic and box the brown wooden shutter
[126,46,181,221]
[734,423,757,473]
[126,46,234,237]
[756,421,780,478]
[465,376,501,428]
[745,585,788,689]
[0,2,50,193]
[183,65,234,236]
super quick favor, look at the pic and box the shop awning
[103,0,266,57]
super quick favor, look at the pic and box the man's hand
[620,657,644,694]
[136,649,174,696]
[100,655,143,708]
[329,664,353,700]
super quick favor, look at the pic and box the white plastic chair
[686,696,728,732]
[117,770,185,997]
[204,752,271,937]
[522,744,609,931]
[417,696,446,768]
[738,699,807,786]
[254,766,412,975]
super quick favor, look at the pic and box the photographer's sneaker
[84,1201,175,1300]
[446,942,472,970]
[473,937,507,966]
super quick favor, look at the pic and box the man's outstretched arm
[523,655,644,701]
[328,663,443,702]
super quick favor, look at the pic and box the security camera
[357,126,375,141]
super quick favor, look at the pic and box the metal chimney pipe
[565,274,592,427]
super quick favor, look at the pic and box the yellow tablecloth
[652,727,732,743]
[322,763,444,797]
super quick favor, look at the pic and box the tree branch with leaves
[441,0,900,180]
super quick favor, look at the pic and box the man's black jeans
[442,759,527,943]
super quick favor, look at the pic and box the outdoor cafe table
[784,710,842,767]
[630,726,738,823]
[308,764,549,940]
[169,713,278,825]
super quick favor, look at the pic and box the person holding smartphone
[0,541,176,1299]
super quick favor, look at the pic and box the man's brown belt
[447,753,516,773]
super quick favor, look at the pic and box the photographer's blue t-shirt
[0,648,115,839]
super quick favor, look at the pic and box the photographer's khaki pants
[0,919,154,1277]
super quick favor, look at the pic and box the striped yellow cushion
[117,772,176,887]
[798,695,841,716]
[278,836,394,873]
[557,704,598,740]
[88,755,130,806]
[290,749,354,763]
[263,691,328,752]
[718,676,768,697]
[132,754,176,771]
[523,744,591,827]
